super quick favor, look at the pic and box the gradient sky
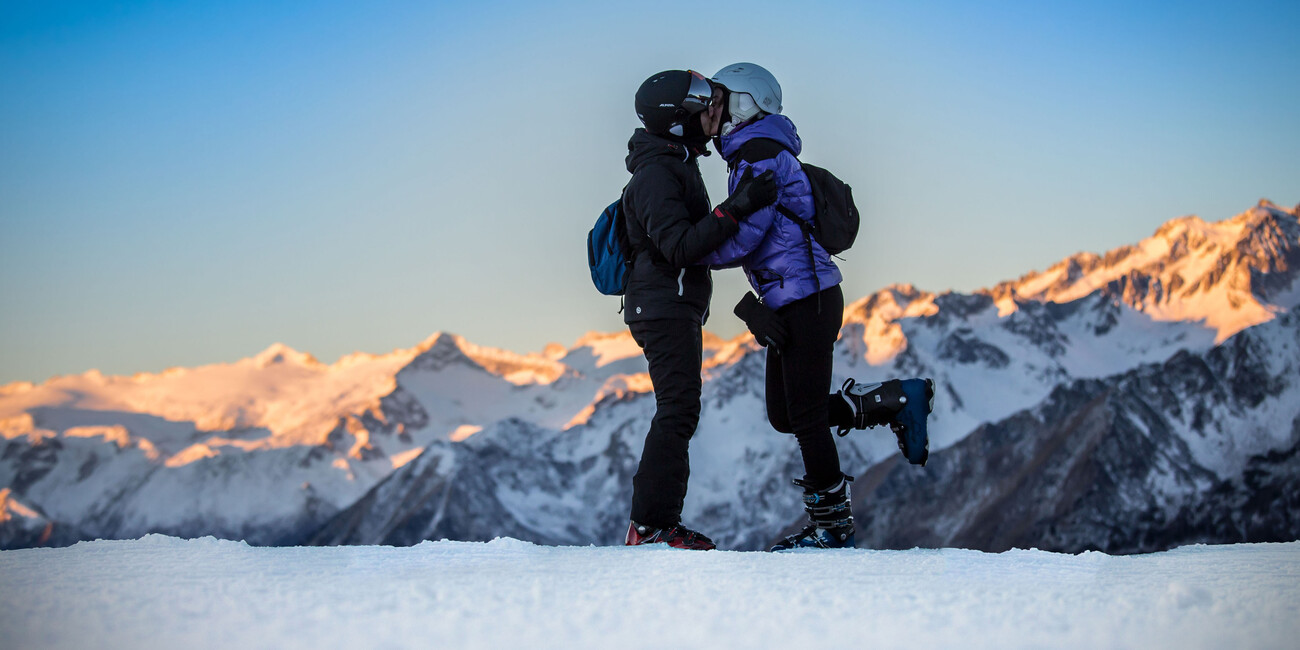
[2,0,1298,384]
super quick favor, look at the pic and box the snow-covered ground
[2,536,1297,650]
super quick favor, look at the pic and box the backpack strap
[733,137,815,235]
[732,137,787,170]
[616,184,632,314]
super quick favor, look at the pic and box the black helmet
[634,70,714,137]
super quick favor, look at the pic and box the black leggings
[766,285,845,490]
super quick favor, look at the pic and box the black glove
[734,292,788,349]
[714,168,778,222]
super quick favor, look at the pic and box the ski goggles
[679,70,714,114]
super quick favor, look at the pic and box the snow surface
[1,536,1296,650]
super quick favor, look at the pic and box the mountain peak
[990,203,1300,341]
[405,333,473,371]
[403,331,569,385]
[844,284,937,324]
[1234,199,1300,239]
[252,343,321,369]
[574,330,635,348]
[413,332,463,353]
[1152,214,1212,241]
[569,331,643,369]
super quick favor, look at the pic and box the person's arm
[631,165,776,267]
[628,165,737,267]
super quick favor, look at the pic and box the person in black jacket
[621,70,777,550]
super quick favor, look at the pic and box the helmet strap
[721,114,762,137]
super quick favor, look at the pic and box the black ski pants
[628,318,703,529]
[766,285,845,490]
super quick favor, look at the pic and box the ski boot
[835,377,935,466]
[625,521,716,550]
[769,475,856,551]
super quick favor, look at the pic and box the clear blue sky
[2,0,1298,384]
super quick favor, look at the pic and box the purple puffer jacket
[703,114,842,309]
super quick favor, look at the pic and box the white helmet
[712,62,782,121]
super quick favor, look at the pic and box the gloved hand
[713,168,778,223]
[734,292,788,349]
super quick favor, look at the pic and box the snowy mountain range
[3,200,1298,551]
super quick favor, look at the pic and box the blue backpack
[586,195,631,296]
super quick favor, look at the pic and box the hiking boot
[625,521,716,550]
[835,377,935,466]
[769,475,856,551]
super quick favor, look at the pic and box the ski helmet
[634,70,714,137]
[711,62,782,126]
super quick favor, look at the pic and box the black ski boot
[835,377,935,466]
[769,475,855,551]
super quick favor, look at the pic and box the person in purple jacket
[700,63,934,550]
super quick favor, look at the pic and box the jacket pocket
[752,268,785,293]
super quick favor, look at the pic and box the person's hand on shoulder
[714,168,778,223]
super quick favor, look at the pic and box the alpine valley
[3,200,1298,552]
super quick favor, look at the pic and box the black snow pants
[628,318,703,529]
[766,285,845,490]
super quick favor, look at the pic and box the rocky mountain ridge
[2,200,1297,551]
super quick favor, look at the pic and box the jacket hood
[625,128,699,173]
[718,114,803,161]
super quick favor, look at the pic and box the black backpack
[736,138,860,255]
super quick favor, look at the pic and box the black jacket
[622,129,738,323]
